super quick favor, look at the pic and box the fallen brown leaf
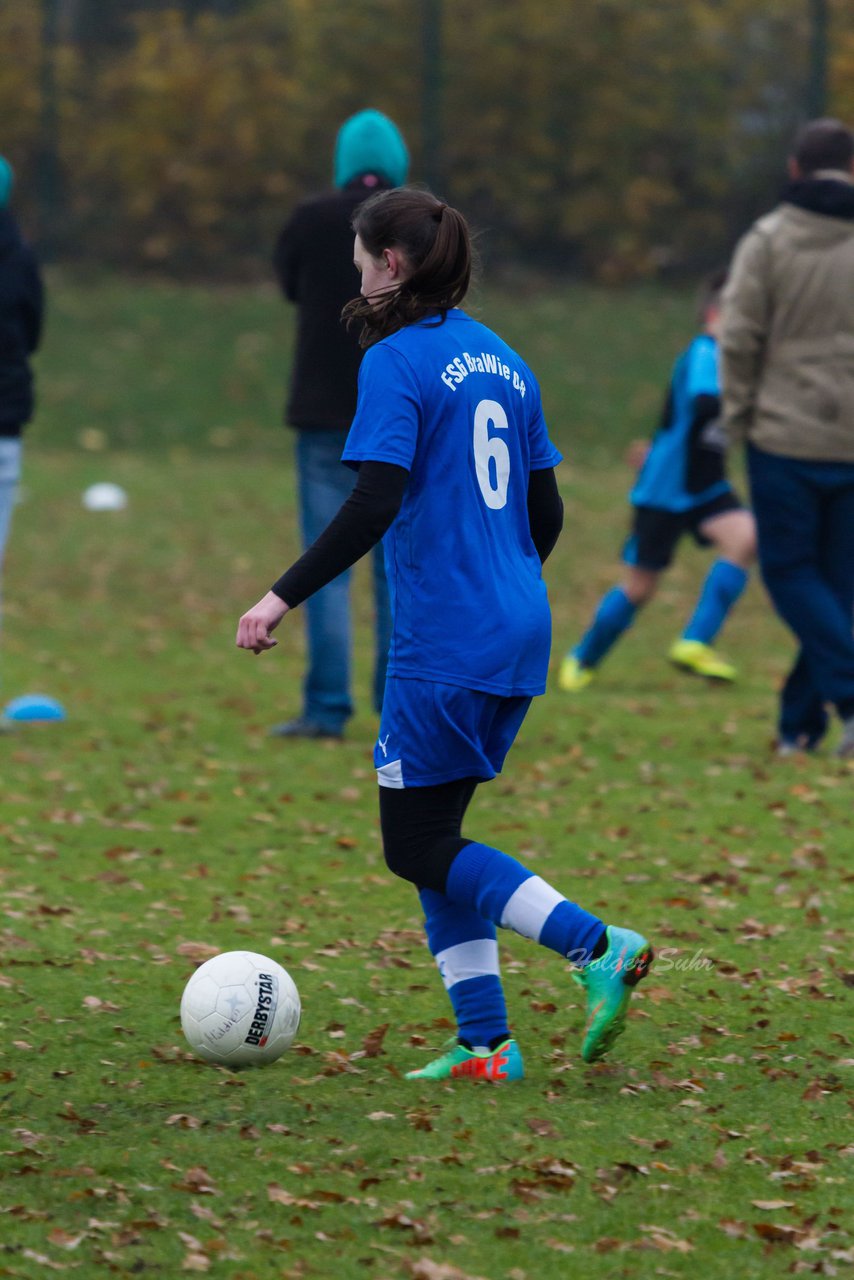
[361,1023,389,1058]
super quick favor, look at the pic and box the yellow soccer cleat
[558,654,595,692]
[668,638,736,682]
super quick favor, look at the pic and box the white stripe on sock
[500,875,564,941]
[434,938,499,990]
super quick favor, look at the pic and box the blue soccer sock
[418,888,509,1049]
[682,560,748,645]
[445,843,605,966]
[574,586,638,668]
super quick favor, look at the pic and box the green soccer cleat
[558,654,595,692]
[668,638,736,682]
[405,1037,524,1082]
[574,925,654,1064]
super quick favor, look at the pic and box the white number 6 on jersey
[473,399,510,510]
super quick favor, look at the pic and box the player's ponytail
[344,188,473,346]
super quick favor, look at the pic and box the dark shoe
[268,717,342,740]
[775,734,820,758]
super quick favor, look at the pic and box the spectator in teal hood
[270,110,409,740]
[333,108,410,190]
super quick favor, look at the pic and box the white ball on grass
[180,951,301,1067]
[82,482,128,512]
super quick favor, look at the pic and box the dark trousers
[747,444,854,744]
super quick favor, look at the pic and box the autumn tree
[0,0,852,276]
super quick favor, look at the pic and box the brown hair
[792,118,854,176]
[343,187,472,347]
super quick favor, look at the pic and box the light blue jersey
[342,309,561,697]
[631,334,729,512]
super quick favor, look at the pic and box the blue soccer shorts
[374,677,532,789]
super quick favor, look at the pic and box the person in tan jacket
[721,118,854,759]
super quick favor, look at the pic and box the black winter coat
[273,178,388,431]
[0,209,44,435]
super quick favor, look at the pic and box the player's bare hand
[236,590,289,655]
[625,438,650,470]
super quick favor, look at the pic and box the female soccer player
[237,189,652,1081]
[559,273,756,692]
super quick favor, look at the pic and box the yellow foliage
[0,0,44,182]
[1,0,852,276]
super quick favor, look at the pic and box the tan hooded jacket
[720,170,854,462]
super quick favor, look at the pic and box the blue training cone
[1,694,67,724]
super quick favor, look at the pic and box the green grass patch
[36,269,691,464]
[0,276,851,1279]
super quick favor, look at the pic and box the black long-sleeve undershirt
[271,460,564,609]
[272,462,407,607]
[527,466,564,563]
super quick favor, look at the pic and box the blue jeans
[296,430,391,732]
[0,438,22,626]
[747,444,854,744]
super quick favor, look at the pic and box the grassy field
[0,275,852,1280]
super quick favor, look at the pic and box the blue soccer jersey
[630,334,730,512]
[342,309,562,697]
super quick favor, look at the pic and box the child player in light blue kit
[560,272,756,692]
[238,189,653,1080]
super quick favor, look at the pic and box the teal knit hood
[334,110,409,190]
[0,157,13,208]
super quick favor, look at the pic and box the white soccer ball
[180,950,301,1067]
[82,482,128,512]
